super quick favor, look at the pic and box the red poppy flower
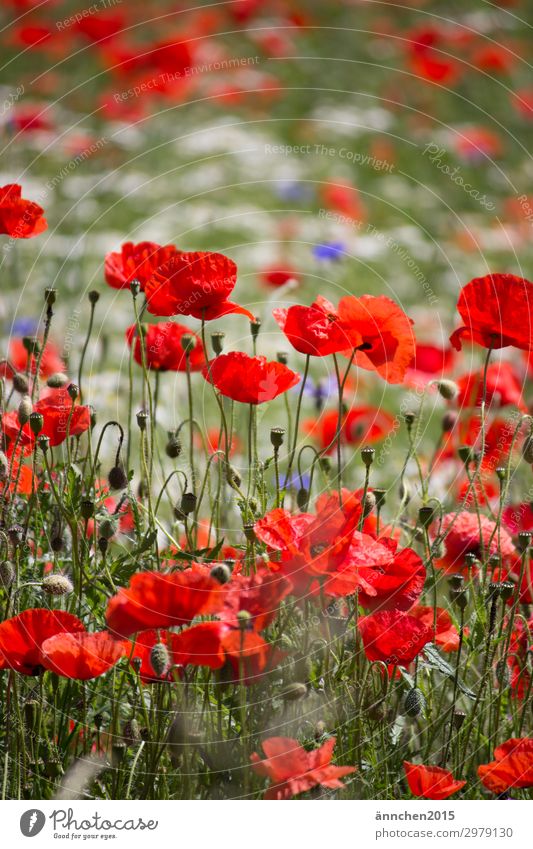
[105,569,223,637]
[502,501,533,535]
[221,568,292,631]
[478,738,533,794]
[0,184,47,238]
[337,295,415,384]
[74,12,125,42]
[251,736,355,800]
[203,352,300,404]
[406,342,455,388]
[358,610,432,666]
[404,762,466,800]
[0,609,85,675]
[261,264,299,287]
[321,181,365,222]
[331,540,425,610]
[7,337,65,378]
[457,362,526,411]
[450,274,533,351]
[304,406,395,453]
[410,606,460,651]
[144,251,253,320]
[125,322,205,371]
[254,508,314,555]
[3,388,92,451]
[41,631,127,679]
[104,241,178,291]
[436,511,517,574]
[273,297,361,356]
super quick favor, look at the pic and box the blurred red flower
[203,352,300,404]
[404,762,466,799]
[251,736,355,799]
[0,184,47,238]
[457,362,526,411]
[436,511,517,574]
[304,406,395,452]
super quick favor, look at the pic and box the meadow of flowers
[0,0,532,804]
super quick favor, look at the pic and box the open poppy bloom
[41,631,128,679]
[144,251,253,319]
[126,322,205,371]
[456,361,526,411]
[478,738,533,794]
[358,610,433,666]
[105,568,223,637]
[404,762,466,799]
[436,511,517,574]
[450,274,533,351]
[304,406,395,453]
[203,352,300,404]
[0,184,47,238]
[221,568,292,631]
[273,297,361,356]
[251,736,355,799]
[0,609,85,675]
[5,337,65,378]
[2,387,92,451]
[104,241,178,291]
[337,295,415,384]
[410,605,461,651]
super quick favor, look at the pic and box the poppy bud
[42,574,73,597]
[38,435,50,452]
[211,331,225,355]
[44,287,57,306]
[180,333,197,354]
[108,465,127,490]
[47,372,68,388]
[0,560,15,589]
[90,406,97,429]
[181,492,197,516]
[0,452,8,482]
[80,500,94,520]
[361,446,375,468]
[250,319,262,340]
[29,412,43,435]
[362,491,376,517]
[270,427,285,448]
[12,373,29,394]
[150,642,170,677]
[517,531,532,553]
[67,383,79,401]
[442,411,457,432]
[136,410,149,431]
[99,518,117,540]
[319,456,332,474]
[276,351,289,365]
[130,279,141,297]
[522,434,533,464]
[237,609,252,630]
[418,506,435,529]
[210,563,231,584]
[165,435,181,458]
[243,523,256,542]
[281,682,307,701]
[88,290,100,305]
[18,395,32,425]
[297,487,309,510]
[227,466,242,488]
[122,718,141,746]
[403,687,426,717]
[436,379,458,400]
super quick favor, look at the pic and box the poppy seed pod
[130,279,141,297]
[297,487,309,510]
[458,445,474,465]
[361,446,375,468]
[150,642,170,677]
[29,412,44,435]
[42,574,73,597]
[180,333,197,354]
[165,435,181,458]
[362,491,376,517]
[403,687,426,718]
[270,427,285,448]
[88,290,100,305]
[211,331,225,355]
[319,456,332,474]
[47,372,68,388]
[12,373,29,394]
[403,411,416,428]
[210,563,231,584]
[436,379,459,400]
[522,434,533,464]
[243,523,256,542]
[448,573,464,591]
[517,531,532,553]
[180,492,197,516]
[136,410,149,431]
[373,488,387,509]
[80,500,94,520]
[44,287,57,306]
[99,518,117,540]
[496,466,508,482]
[464,552,478,570]
[276,351,289,365]
[18,395,32,425]
[237,609,252,630]
[0,560,15,589]
[23,337,40,356]
[453,710,466,729]
[38,435,50,452]
[250,319,262,340]
[418,505,435,529]
[108,465,127,490]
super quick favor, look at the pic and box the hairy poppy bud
[270,427,285,448]
[362,491,376,517]
[180,333,197,354]
[210,563,231,584]
[108,465,127,490]
[281,682,307,701]
[403,687,426,717]
[18,395,32,425]
[67,383,79,401]
[80,500,94,520]
[150,642,170,677]
[319,456,332,474]
[88,290,100,305]
[50,534,64,552]
[276,351,288,365]
[0,560,15,589]
[136,410,149,431]
[47,372,68,388]
[42,574,73,597]
[181,492,197,516]
[522,434,533,464]
[250,319,262,340]
[165,435,181,458]
[227,466,242,488]
[29,412,43,435]
[436,379,458,400]
[442,411,457,432]
[297,487,309,510]
[44,287,57,306]
[122,718,141,746]
[361,446,375,468]
[495,659,511,687]
[210,331,225,355]
[12,372,29,394]
[0,452,8,482]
